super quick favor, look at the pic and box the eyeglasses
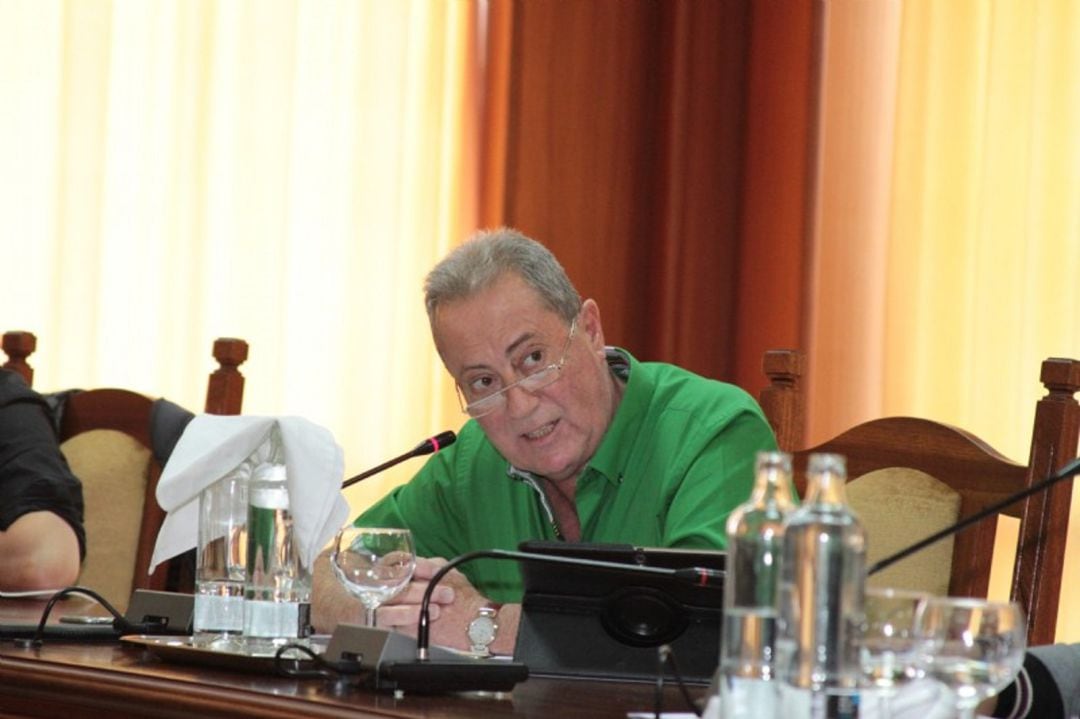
[457,318,578,418]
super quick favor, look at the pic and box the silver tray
[121,634,329,674]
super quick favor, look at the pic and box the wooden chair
[759,349,806,454]
[2,331,249,610]
[758,349,1080,646]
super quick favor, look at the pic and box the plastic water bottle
[242,462,311,653]
[776,453,866,717]
[192,463,249,648]
[718,451,796,718]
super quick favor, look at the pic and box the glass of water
[913,596,1026,719]
[330,527,415,627]
[858,588,928,717]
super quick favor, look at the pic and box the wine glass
[913,596,1027,719]
[857,588,929,718]
[330,527,416,627]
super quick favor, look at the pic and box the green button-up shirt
[356,349,776,603]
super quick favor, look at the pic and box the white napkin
[773,679,958,719]
[149,415,349,573]
[858,679,956,719]
[689,679,975,719]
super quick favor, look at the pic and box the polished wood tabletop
[0,598,705,718]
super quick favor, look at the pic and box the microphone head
[412,430,457,456]
[431,430,456,451]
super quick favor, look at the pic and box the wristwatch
[466,606,499,656]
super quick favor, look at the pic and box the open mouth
[523,420,558,441]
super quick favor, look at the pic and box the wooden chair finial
[205,337,249,416]
[1012,356,1080,646]
[2,330,38,385]
[759,349,806,453]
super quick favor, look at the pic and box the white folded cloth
[701,679,986,719]
[860,679,956,719]
[762,679,957,719]
[149,415,349,573]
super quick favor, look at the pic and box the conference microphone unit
[868,455,1080,576]
[325,547,725,694]
[5,588,193,645]
[341,430,456,490]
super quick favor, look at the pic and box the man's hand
[311,553,457,634]
[369,557,458,633]
[311,552,520,654]
[380,557,521,654]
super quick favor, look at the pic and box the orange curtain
[885,1,1080,641]
[479,0,756,382]
[807,0,1080,640]
[803,0,902,444]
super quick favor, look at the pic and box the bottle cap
[808,452,846,476]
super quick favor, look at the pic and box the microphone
[5,588,193,645]
[364,548,723,693]
[416,550,723,659]
[341,430,456,490]
[868,455,1080,576]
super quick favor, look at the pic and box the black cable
[16,586,126,648]
[272,642,367,681]
[663,644,703,717]
[654,644,703,718]
[654,645,668,719]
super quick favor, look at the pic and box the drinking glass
[913,596,1026,719]
[330,527,416,627]
[858,588,928,718]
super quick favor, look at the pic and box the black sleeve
[1025,651,1068,719]
[992,647,1070,719]
[149,397,195,466]
[0,371,86,558]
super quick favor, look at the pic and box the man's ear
[579,299,605,351]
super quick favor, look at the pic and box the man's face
[432,273,617,484]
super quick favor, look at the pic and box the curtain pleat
[0,0,479,516]
[884,0,1080,640]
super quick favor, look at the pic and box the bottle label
[243,600,310,638]
[193,580,245,634]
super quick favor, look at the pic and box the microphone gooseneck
[345,547,723,693]
[341,430,457,490]
[414,548,723,660]
[868,455,1080,576]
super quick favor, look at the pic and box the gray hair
[424,228,582,324]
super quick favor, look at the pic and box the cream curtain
[810,0,1080,640]
[0,0,477,514]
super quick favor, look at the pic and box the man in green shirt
[312,228,776,654]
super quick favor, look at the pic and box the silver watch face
[467,608,498,650]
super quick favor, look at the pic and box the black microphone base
[376,660,528,694]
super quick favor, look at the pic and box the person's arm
[311,549,365,632]
[0,511,80,590]
[985,644,1080,718]
[0,374,85,591]
[371,557,519,654]
[312,552,519,654]
[311,446,472,636]
[311,552,456,632]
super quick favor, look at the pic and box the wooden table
[0,598,704,718]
